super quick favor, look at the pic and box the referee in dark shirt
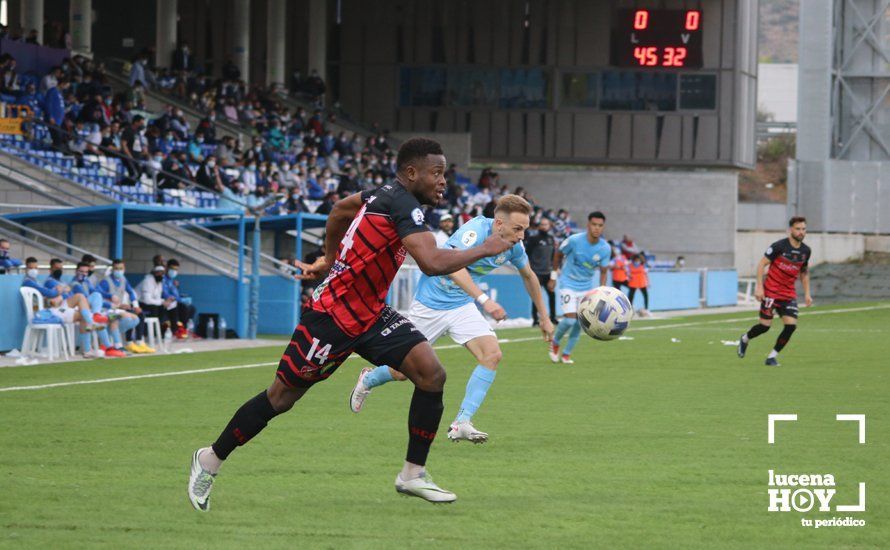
[523,218,558,326]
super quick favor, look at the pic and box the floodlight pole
[248,215,261,339]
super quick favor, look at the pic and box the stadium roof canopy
[201,212,329,233]
[4,204,243,258]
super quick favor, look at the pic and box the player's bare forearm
[448,268,484,299]
[324,192,364,266]
[403,232,512,276]
[520,265,548,314]
[599,270,608,287]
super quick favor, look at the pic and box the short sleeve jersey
[310,183,429,336]
[763,238,811,300]
[414,216,528,310]
[557,232,612,291]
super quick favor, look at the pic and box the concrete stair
[809,253,890,301]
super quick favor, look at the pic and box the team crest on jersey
[461,231,478,246]
[411,208,425,225]
[494,253,507,265]
[593,254,601,262]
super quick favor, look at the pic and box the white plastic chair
[144,317,162,348]
[19,287,71,361]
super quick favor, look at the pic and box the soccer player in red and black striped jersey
[737,216,812,366]
[187,138,513,509]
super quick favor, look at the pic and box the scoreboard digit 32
[610,8,704,68]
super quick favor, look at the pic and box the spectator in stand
[159,155,194,193]
[163,259,195,339]
[197,111,217,144]
[40,66,61,93]
[170,108,190,139]
[0,238,22,274]
[215,135,238,167]
[20,256,116,358]
[196,155,224,191]
[524,217,558,327]
[120,115,148,186]
[0,55,20,94]
[432,213,454,247]
[172,42,193,73]
[187,130,206,164]
[129,52,155,89]
[44,79,69,146]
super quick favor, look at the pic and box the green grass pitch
[2,302,888,548]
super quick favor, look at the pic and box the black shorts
[276,306,427,388]
[759,297,799,320]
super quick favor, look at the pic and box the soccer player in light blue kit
[548,211,611,364]
[350,195,554,443]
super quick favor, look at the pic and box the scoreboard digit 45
[611,8,704,69]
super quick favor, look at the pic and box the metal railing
[0,216,111,265]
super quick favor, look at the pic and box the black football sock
[745,323,770,342]
[405,388,444,467]
[772,324,797,353]
[211,390,280,460]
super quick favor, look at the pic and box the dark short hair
[789,216,807,227]
[49,258,62,266]
[167,259,180,268]
[589,211,606,221]
[132,115,145,124]
[396,138,444,171]
[76,261,90,270]
[0,238,8,245]
[25,256,37,264]
[81,254,96,263]
[112,258,124,265]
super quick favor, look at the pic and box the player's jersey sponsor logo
[411,208,425,225]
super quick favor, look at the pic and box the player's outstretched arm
[294,192,365,280]
[448,268,507,320]
[403,231,512,276]
[519,264,553,340]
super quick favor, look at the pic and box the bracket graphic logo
[766,414,867,528]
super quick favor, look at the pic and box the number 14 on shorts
[307,337,332,365]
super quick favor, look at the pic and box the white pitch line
[2,303,887,393]
[0,337,544,393]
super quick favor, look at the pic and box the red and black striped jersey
[310,183,429,336]
[763,238,811,301]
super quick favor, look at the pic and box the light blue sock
[97,328,111,348]
[456,365,497,422]
[80,332,91,353]
[363,365,395,389]
[110,326,122,346]
[564,320,583,356]
[553,317,577,345]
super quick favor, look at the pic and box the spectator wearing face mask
[69,260,138,356]
[196,155,223,191]
[198,111,217,144]
[139,264,176,333]
[163,259,196,339]
[0,238,22,273]
[188,131,206,164]
[43,258,72,298]
[170,108,189,139]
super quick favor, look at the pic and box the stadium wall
[484,167,738,268]
[735,231,869,277]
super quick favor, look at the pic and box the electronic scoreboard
[610,8,704,68]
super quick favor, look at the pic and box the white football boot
[395,471,457,503]
[187,448,217,512]
[548,342,560,363]
[349,367,374,413]
[447,420,489,443]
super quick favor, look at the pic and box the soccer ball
[577,286,634,341]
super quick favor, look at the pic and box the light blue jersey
[557,232,611,291]
[415,216,528,310]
